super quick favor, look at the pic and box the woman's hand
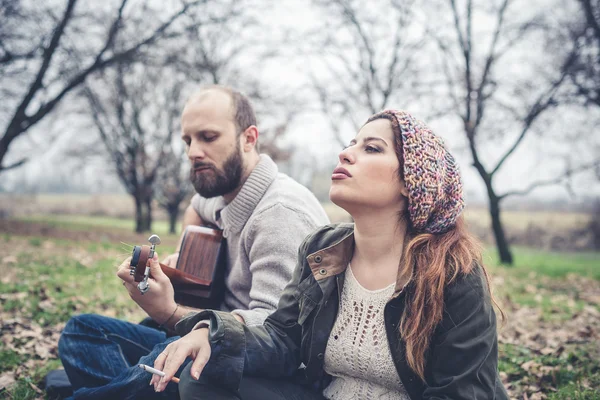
[151,328,212,392]
[116,252,177,324]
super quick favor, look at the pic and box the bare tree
[155,146,192,234]
[566,0,600,107]
[431,0,600,264]
[0,0,204,173]
[306,0,427,147]
[83,62,182,232]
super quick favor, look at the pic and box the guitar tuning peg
[148,235,161,245]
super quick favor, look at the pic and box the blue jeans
[58,314,189,399]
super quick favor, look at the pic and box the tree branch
[499,160,600,199]
[491,54,575,176]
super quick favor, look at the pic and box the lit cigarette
[138,364,180,383]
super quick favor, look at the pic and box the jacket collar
[306,225,414,297]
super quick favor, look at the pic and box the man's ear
[241,125,259,153]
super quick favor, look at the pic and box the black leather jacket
[176,223,509,399]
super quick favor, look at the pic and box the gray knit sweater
[190,154,329,326]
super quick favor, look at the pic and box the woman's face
[329,118,409,213]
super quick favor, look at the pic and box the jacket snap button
[319,268,327,275]
[314,255,322,263]
[317,353,324,360]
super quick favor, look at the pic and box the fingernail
[194,371,200,380]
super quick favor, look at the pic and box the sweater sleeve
[231,203,320,326]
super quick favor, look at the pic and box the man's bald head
[186,85,257,135]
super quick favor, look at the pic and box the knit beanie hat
[366,110,464,234]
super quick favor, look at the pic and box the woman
[151,110,509,400]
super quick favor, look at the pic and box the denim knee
[58,314,101,356]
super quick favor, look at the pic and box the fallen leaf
[0,373,15,391]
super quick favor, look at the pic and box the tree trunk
[488,195,513,265]
[168,206,179,234]
[143,197,153,232]
[134,196,144,233]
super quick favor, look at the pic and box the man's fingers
[148,252,169,283]
[122,281,134,293]
[162,253,179,269]
[116,257,133,281]
[190,345,211,380]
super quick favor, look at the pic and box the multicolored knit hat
[366,110,464,234]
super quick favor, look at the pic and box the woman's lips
[332,167,351,180]
[331,173,349,180]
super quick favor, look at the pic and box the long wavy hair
[369,114,503,381]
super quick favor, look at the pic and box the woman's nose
[338,146,354,164]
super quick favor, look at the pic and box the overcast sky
[1,0,598,205]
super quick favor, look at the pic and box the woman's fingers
[152,330,211,392]
[156,348,188,392]
[190,344,211,380]
[151,347,170,387]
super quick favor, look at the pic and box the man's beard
[190,146,243,198]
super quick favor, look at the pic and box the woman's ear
[399,179,409,198]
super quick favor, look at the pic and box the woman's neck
[351,207,408,270]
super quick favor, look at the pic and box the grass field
[0,215,598,399]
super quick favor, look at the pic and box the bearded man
[57,86,329,399]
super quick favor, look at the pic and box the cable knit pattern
[323,266,410,400]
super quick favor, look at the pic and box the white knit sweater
[323,265,410,400]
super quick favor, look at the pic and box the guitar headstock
[129,234,161,293]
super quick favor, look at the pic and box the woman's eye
[365,146,380,153]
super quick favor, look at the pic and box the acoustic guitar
[129,225,227,309]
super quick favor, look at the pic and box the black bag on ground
[44,369,73,399]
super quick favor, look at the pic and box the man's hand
[161,252,180,269]
[116,252,177,324]
[151,328,212,392]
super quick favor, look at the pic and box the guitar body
[170,225,227,309]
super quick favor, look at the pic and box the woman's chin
[329,190,353,212]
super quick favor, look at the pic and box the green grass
[0,347,24,373]
[484,246,600,280]
[1,216,598,399]
[4,359,63,400]
[17,214,181,238]
[1,254,134,327]
[499,343,600,398]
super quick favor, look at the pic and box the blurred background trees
[1,0,598,264]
